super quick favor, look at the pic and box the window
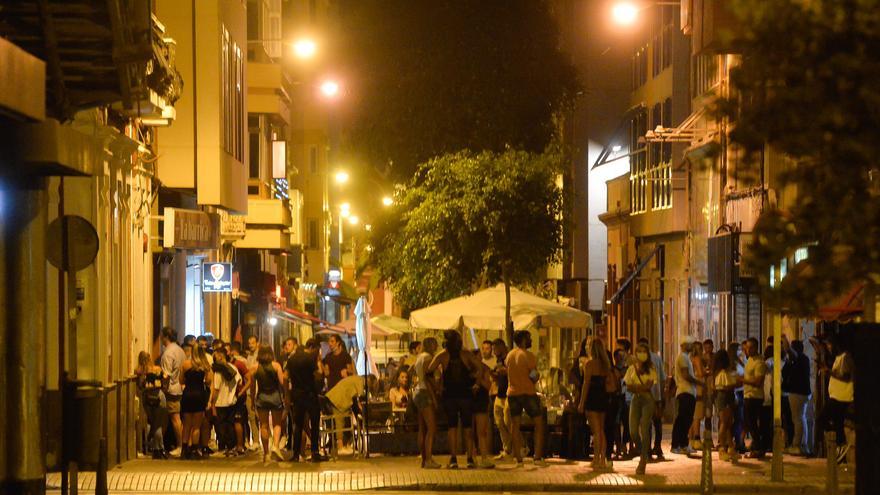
[632,46,648,90]
[222,26,245,163]
[692,54,722,99]
[652,6,675,77]
[307,218,319,249]
[309,145,318,174]
[630,108,648,214]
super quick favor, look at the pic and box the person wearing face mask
[624,343,657,475]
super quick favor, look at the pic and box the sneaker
[447,457,458,469]
[466,457,476,469]
[670,447,682,455]
[169,447,182,457]
[836,444,851,464]
[683,446,697,456]
[533,458,548,467]
[311,453,329,463]
[201,446,215,456]
[423,459,442,469]
[270,447,284,462]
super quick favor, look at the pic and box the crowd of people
[136,324,855,475]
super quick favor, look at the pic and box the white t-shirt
[213,364,242,408]
[744,355,767,400]
[624,364,658,397]
[675,352,696,397]
[828,353,854,402]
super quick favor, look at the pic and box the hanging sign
[202,262,233,292]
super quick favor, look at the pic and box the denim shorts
[413,389,433,410]
[507,394,542,418]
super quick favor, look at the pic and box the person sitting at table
[389,370,411,413]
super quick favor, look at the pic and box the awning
[818,283,865,321]
[273,307,348,333]
[608,245,662,305]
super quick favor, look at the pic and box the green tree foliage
[371,149,566,333]
[721,0,880,316]
[334,0,579,182]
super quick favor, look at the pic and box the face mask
[636,352,649,363]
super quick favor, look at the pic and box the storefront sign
[163,207,219,249]
[219,209,246,239]
[202,262,233,292]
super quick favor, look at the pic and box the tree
[333,0,579,182]
[719,0,880,318]
[371,148,566,342]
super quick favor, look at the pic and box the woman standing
[469,353,495,469]
[713,348,740,462]
[136,351,169,459]
[579,339,613,471]
[180,345,213,459]
[624,343,657,475]
[245,345,287,463]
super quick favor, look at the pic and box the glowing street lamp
[292,38,317,59]
[612,2,640,25]
[381,196,393,206]
[320,79,341,99]
[348,215,360,226]
[267,316,278,326]
[335,171,350,184]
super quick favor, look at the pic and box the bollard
[700,429,714,495]
[96,437,108,495]
[771,423,784,481]
[825,431,838,495]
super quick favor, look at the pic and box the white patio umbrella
[354,296,378,376]
[409,283,592,330]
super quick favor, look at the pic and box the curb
[385,482,856,494]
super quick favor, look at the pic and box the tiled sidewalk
[46,452,855,493]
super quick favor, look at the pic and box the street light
[381,196,393,206]
[320,79,341,99]
[335,171,350,184]
[292,38,317,59]
[348,215,360,226]
[612,1,640,25]
[267,316,278,326]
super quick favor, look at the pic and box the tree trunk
[503,271,513,346]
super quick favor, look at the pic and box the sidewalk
[46,451,855,494]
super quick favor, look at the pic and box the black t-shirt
[323,351,353,390]
[287,350,319,395]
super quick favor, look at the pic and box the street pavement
[46,448,854,494]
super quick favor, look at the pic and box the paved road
[45,450,854,494]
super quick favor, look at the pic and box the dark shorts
[442,396,474,428]
[473,388,490,414]
[413,389,433,410]
[234,396,248,422]
[715,390,735,411]
[508,394,542,418]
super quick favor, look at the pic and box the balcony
[247,62,290,124]
[245,198,291,227]
[235,228,291,251]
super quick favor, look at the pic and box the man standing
[638,337,666,459]
[323,334,354,391]
[209,347,241,454]
[743,337,768,458]
[671,336,699,454]
[228,342,250,456]
[480,340,495,369]
[160,327,186,456]
[279,337,298,365]
[506,330,547,467]
[784,339,812,455]
[491,338,512,459]
[286,339,328,462]
[245,335,260,449]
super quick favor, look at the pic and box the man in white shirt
[160,326,186,456]
[742,337,768,458]
[671,336,699,454]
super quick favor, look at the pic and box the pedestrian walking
[136,351,169,459]
[507,330,548,468]
[413,337,441,469]
[244,345,287,463]
[713,348,740,462]
[671,336,699,455]
[579,338,612,471]
[180,344,213,459]
[624,343,657,475]
[818,335,854,464]
[160,327,186,456]
[426,330,483,469]
[742,337,768,458]
[784,339,812,455]
[637,337,665,460]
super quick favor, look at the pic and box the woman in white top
[624,343,658,475]
[819,337,854,463]
[713,348,740,462]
